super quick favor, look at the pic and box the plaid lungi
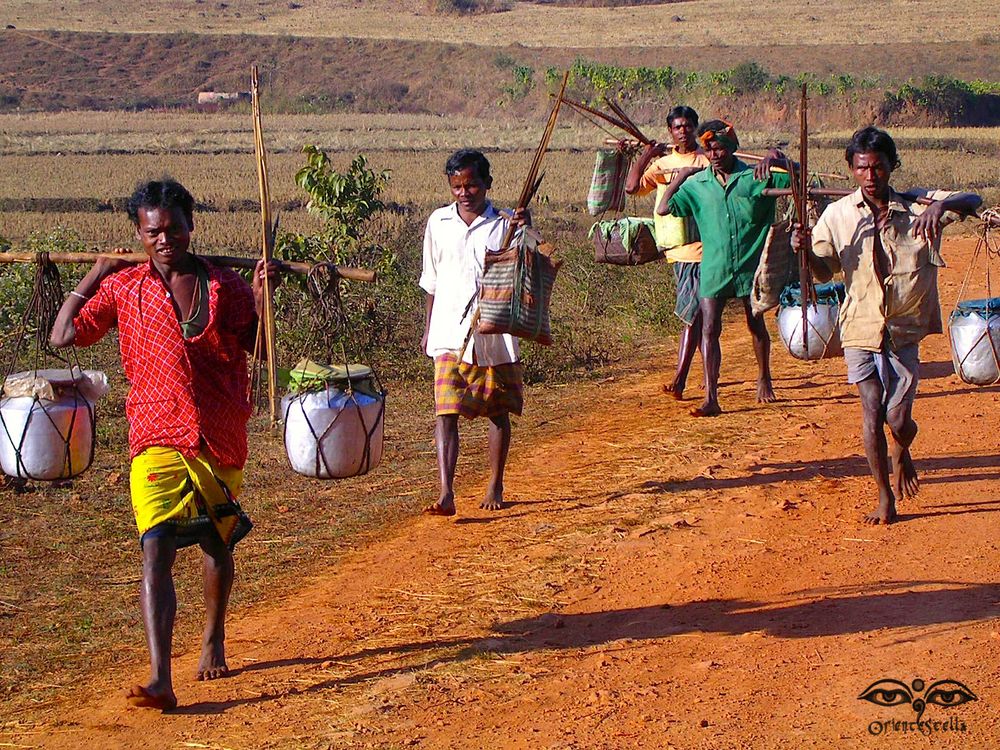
[434,353,524,419]
[674,261,701,325]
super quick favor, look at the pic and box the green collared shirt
[667,160,790,299]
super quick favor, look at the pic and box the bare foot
[662,381,684,401]
[481,485,505,511]
[691,400,721,418]
[424,493,456,516]
[197,638,229,681]
[890,444,920,501]
[757,379,777,403]
[126,682,177,711]
[863,496,897,525]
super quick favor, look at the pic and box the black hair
[444,148,493,188]
[844,126,901,170]
[697,119,739,149]
[126,178,195,227]
[667,105,698,128]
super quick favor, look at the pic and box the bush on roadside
[427,0,513,14]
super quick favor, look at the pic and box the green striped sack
[477,229,561,345]
[587,149,629,216]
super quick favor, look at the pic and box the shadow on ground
[172,581,1000,715]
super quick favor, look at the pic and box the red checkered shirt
[74,259,258,467]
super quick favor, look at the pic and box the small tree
[275,146,422,374]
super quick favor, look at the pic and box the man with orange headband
[656,120,790,417]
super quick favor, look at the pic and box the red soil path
[5,237,1000,749]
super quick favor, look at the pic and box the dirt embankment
[3,235,999,749]
[2,29,999,126]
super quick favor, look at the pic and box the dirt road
[5,237,999,749]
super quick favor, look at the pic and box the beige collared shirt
[810,188,960,351]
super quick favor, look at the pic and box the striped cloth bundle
[587,148,630,216]
[477,229,561,346]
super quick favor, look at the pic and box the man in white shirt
[419,149,525,516]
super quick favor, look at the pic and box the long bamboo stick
[761,187,935,205]
[796,83,813,355]
[0,251,376,282]
[602,138,848,181]
[460,71,569,360]
[252,65,279,426]
[559,95,651,144]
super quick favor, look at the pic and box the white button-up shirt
[419,201,520,365]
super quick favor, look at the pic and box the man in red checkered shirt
[50,179,278,711]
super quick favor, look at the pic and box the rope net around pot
[776,281,845,361]
[0,254,102,481]
[950,208,1000,385]
[280,263,386,479]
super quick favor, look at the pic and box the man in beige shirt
[793,126,981,525]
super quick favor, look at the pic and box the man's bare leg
[887,402,920,500]
[129,535,178,710]
[857,376,896,524]
[692,298,723,417]
[742,298,776,403]
[664,311,703,400]
[197,531,233,681]
[483,412,511,510]
[426,414,459,516]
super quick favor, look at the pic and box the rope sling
[949,207,1000,385]
[280,265,386,479]
[0,254,100,481]
[586,139,661,266]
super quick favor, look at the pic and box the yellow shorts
[130,447,246,547]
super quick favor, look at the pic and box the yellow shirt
[637,149,710,262]
[810,188,960,351]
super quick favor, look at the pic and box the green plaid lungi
[674,261,701,325]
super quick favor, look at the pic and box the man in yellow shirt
[793,126,981,524]
[625,106,710,399]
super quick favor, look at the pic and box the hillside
[2,29,999,125]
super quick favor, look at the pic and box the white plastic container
[282,386,385,479]
[0,393,95,480]
[949,301,1000,385]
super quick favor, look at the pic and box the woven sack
[750,219,797,316]
[587,149,629,216]
[477,230,561,346]
[590,218,662,266]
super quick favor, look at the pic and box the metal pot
[949,304,1000,385]
[777,302,843,361]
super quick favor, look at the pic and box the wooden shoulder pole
[252,65,280,427]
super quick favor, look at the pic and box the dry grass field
[3,0,999,48]
[1,112,997,248]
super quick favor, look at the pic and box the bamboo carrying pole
[761,187,935,206]
[794,83,813,356]
[0,251,377,281]
[251,65,280,427]
[460,71,570,360]
[601,138,848,181]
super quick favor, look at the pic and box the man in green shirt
[657,120,790,417]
